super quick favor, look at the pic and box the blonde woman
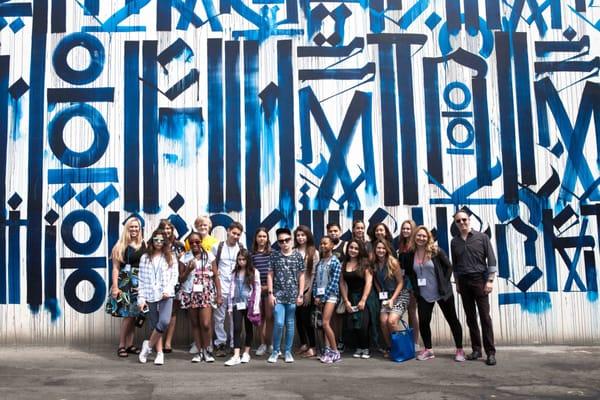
[372,239,410,357]
[107,216,145,358]
[405,226,464,362]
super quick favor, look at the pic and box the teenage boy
[212,221,244,357]
[267,228,305,363]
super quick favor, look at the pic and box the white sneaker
[203,348,215,363]
[138,340,151,364]
[361,349,371,359]
[189,342,199,354]
[255,344,267,356]
[154,352,164,365]
[267,352,279,363]
[284,352,294,363]
[191,353,202,363]
[241,352,251,363]
[224,355,241,366]
[353,349,363,358]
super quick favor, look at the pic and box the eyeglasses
[153,237,164,243]
[455,218,468,223]
[277,237,292,244]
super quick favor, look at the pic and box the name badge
[379,291,388,300]
[236,302,247,310]
[418,278,427,287]
[123,264,131,272]
[317,288,325,296]
[193,283,204,292]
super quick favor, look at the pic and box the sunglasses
[153,237,165,243]
[455,218,469,223]
[277,237,292,244]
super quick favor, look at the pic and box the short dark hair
[276,227,292,237]
[326,222,341,230]
[228,221,244,232]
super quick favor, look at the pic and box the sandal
[125,346,140,355]
[297,345,309,354]
[302,349,317,358]
[117,347,128,357]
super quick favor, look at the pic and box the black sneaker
[465,350,482,360]
[215,344,227,357]
[486,354,497,366]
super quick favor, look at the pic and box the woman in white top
[137,229,179,365]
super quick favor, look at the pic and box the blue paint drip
[498,292,552,314]
[423,57,442,183]
[464,0,479,36]
[277,40,295,226]
[411,207,423,226]
[360,91,376,203]
[259,82,277,185]
[444,0,460,35]
[207,38,224,212]
[485,0,501,29]
[158,107,204,166]
[8,210,21,304]
[0,55,7,303]
[124,41,140,212]
[44,225,60,321]
[157,38,193,70]
[142,41,159,214]
[244,40,261,233]
[26,0,47,309]
[107,211,120,286]
[225,41,242,211]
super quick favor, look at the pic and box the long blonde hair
[111,217,143,263]
[408,225,438,259]
[372,239,400,279]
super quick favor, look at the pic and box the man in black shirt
[450,210,497,366]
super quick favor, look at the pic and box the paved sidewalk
[0,346,599,400]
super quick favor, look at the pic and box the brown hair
[294,225,317,275]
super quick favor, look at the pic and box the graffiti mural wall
[0,0,599,344]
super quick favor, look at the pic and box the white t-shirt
[212,242,242,294]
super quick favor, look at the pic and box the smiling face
[347,241,360,259]
[320,237,334,255]
[401,222,412,239]
[189,234,202,255]
[454,211,471,234]
[195,218,211,236]
[352,222,365,240]
[414,228,429,249]
[375,225,387,240]
[327,225,341,241]
[127,220,140,241]
[163,224,173,240]
[295,230,307,246]
[227,227,242,245]
[375,242,387,260]
[152,234,165,250]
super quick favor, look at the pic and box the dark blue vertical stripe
[435,207,449,254]
[142,41,159,213]
[0,55,7,304]
[353,210,364,223]
[379,43,399,205]
[107,211,120,286]
[26,0,48,310]
[396,42,418,205]
[84,0,99,15]
[244,40,260,233]
[424,59,442,183]
[8,211,20,304]
[411,207,423,226]
[43,225,56,301]
[495,223,509,279]
[575,0,586,12]
[464,0,479,35]
[277,40,295,226]
[542,209,558,292]
[124,41,140,212]
[369,0,384,33]
[50,0,65,32]
[472,77,492,186]
[485,0,501,29]
[312,210,325,244]
[225,41,242,211]
[299,210,311,228]
[156,0,171,31]
[445,0,461,35]
[208,38,224,212]
[495,32,518,204]
[513,32,536,185]
[584,250,598,293]
[328,210,340,226]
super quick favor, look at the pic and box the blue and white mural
[0,0,599,343]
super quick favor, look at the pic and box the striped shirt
[137,253,179,304]
[251,251,270,286]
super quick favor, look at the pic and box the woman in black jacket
[404,226,464,362]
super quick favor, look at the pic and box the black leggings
[232,309,253,349]
[296,305,316,348]
[417,295,463,349]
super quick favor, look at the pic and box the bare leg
[379,313,391,348]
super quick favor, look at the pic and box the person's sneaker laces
[224,355,241,366]
[455,349,466,362]
[361,349,371,359]
[203,348,215,363]
[138,340,151,364]
[267,352,279,363]
[255,344,267,356]
[241,352,251,363]
[416,348,435,361]
[154,352,164,365]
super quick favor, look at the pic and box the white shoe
[353,349,363,358]
[284,352,294,363]
[361,349,371,359]
[139,340,151,364]
[190,342,198,354]
[267,352,279,363]
[241,352,251,363]
[224,355,241,366]
[154,352,164,365]
[191,353,202,363]
[203,348,215,363]
[255,344,267,356]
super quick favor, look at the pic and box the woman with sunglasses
[107,216,145,358]
[397,219,420,350]
[294,225,319,358]
[252,227,273,356]
[372,239,410,358]
[179,232,221,363]
[137,229,179,365]
[404,226,464,362]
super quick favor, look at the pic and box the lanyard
[150,255,162,287]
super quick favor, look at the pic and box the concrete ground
[0,345,599,400]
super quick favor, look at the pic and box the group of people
[106,210,498,367]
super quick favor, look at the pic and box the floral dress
[105,244,146,317]
[180,251,216,309]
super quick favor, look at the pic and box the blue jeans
[272,303,297,354]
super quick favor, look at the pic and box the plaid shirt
[312,256,341,302]
[137,253,179,304]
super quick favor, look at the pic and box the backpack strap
[215,241,224,266]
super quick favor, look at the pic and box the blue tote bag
[390,320,415,362]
